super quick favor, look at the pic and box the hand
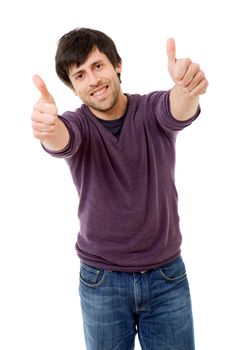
[166,38,208,97]
[31,75,58,142]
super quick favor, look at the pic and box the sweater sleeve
[151,90,201,136]
[42,111,82,159]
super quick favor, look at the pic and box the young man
[31,28,208,350]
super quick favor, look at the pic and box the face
[69,48,123,116]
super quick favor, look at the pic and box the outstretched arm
[166,38,209,121]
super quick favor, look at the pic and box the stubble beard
[83,80,121,113]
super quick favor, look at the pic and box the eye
[75,72,85,80]
[95,63,103,70]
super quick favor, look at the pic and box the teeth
[93,87,106,96]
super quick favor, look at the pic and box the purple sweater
[45,90,200,272]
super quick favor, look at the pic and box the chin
[91,99,116,112]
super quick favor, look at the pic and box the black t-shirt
[96,114,125,138]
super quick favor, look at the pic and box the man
[31,27,208,350]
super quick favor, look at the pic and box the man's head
[55,27,122,90]
[55,27,126,117]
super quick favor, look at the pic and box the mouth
[90,85,109,98]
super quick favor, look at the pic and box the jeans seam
[159,268,186,282]
[80,270,107,288]
[81,262,100,274]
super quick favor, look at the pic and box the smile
[91,85,108,97]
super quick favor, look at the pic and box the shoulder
[59,104,91,132]
[125,91,170,122]
[126,90,170,108]
[61,104,85,122]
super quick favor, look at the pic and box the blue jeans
[79,256,195,350]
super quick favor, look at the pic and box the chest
[82,116,175,176]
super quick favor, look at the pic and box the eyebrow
[71,60,104,77]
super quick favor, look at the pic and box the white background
[1,0,232,349]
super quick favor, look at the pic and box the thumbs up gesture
[31,75,58,142]
[166,38,208,96]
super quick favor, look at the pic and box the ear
[116,62,122,74]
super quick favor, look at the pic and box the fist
[31,75,58,142]
[166,38,209,96]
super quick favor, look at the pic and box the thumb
[32,74,55,103]
[166,38,176,64]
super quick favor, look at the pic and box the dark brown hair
[55,27,122,89]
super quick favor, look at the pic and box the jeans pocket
[159,256,187,282]
[80,262,106,288]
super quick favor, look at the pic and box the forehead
[85,47,108,62]
[69,48,109,75]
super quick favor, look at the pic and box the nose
[87,71,100,86]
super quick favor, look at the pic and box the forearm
[169,85,199,121]
[42,118,70,152]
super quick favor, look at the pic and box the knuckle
[204,80,209,88]
[199,70,204,78]
[31,110,38,121]
[31,121,37,129]
[46,102,58,114]
[185,57,192,64]
[48,124,55,132]
[51,114,57,123]
[175,68,182,80]
[33,130,40,139]
[53,104,58,114]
